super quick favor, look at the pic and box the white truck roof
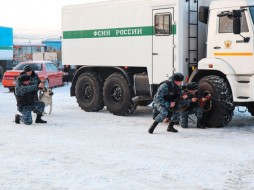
[210,0,254,10]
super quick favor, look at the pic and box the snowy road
[0,83,254,190]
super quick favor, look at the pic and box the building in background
[36,38,62,67]
[0,26,13,80]
[1,35,63,81]
[42,38,62,52]
[13,38,62,67]
[13,42,46,65]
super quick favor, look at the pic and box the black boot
[167,122,178,133]
[148,121,158,134]
[197,119,205,129]
[15,114,21,124]
[35,114,47,123]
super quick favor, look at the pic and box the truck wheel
[75,72,104,112]
[247,102,254,116]
[103,73,136,116]
[198,75,234,128]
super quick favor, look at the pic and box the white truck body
[62,0,254,127]
[63,0,211,84]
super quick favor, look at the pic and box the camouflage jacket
[14,79,39,108]
[20,71,41,86]
[153,77,182,109]
[15,79,38,97]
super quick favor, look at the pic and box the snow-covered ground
[0,83,254,190]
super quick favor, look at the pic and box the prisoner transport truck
[62,0,254,128]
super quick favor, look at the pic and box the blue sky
[0,0,104,40]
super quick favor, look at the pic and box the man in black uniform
[180,82,206,129]
[148,73,188,134]
[21,65,41,101]
[14,74,47,125]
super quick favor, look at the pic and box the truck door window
[219,11,249,33]
[154,13,171,35]
[250,7,254,24]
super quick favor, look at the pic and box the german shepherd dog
[39,87,54,115]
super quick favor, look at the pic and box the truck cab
[188,0,254,127]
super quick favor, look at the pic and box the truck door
[152,9,174,84]
[209,10,254,74]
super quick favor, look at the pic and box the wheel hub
[201,90,213,112]
[110,85,123,103]
[83,83,93,100]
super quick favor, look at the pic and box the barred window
[154,13,172,35]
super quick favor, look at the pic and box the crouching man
[180,82,206,129]
[14,74,47,125]
[148,73,187,134]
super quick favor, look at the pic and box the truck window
[154,13,171,35]
[219,11,249,33]
[250,7,254,24]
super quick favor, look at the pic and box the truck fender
[190,58,241,103]
[198,58,236,75]
[197,58,237,97]
[112,67,132,86]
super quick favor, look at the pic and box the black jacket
[14,79,38,109]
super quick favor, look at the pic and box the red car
[2,61,63,92]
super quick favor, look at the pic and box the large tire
[198,75,234,128]
[103,73,136,116]
[247,102,254,116]
[75,72,104,112]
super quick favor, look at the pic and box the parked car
[2,61,63,92]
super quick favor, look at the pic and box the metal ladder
[186,0,199,72]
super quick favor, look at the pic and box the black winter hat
[172,73,184,81]
[19,74,31,82]
[186,82,198,90]
[24,65,32,72]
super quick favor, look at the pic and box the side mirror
[199,6,209,24]
[233,9,241,18]
[233,17,241,34]
[233,10,241,35]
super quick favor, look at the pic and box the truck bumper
[227,75,254,102]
